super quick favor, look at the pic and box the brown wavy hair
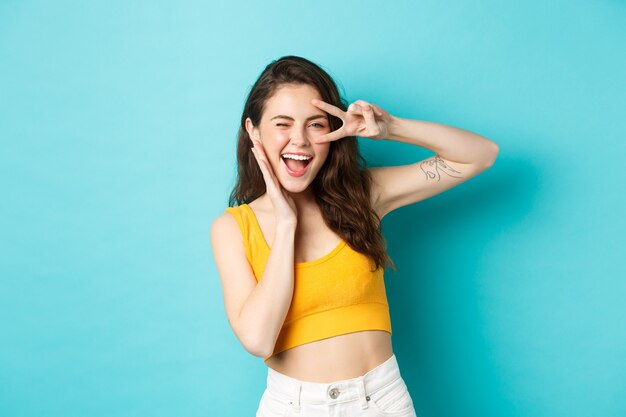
[228,55,396,272]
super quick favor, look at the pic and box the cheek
[269,135,290,152]
[313,150,330,169]
[261,137,287,156]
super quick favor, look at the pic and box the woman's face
[246,83,332,194]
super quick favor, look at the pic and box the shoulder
[210,209,250,267]
[210,209,241,241]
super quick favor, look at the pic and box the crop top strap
[223,205,270,276]
[224,205,252,264]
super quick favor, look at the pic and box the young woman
[210,55,499,417]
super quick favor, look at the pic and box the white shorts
[256,353,417,417]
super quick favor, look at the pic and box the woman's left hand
[311,99,393,143]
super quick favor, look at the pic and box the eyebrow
[270,114,328,122]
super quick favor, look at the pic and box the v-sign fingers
[315,126,348,144]
[311,98,345,119]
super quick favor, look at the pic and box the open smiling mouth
[281,155,313,177]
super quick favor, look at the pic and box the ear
[245,117,260,141]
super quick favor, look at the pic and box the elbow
[238,326,274,358]
[247,341,274,360]
[481,141,500,169]
[232,307,276,358]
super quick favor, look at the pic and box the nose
[289,125,312,146]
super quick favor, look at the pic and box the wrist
[387,115,404,141]
[276,220,297,232]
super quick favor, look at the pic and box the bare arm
[235,221,296,358]
[210,213,296,359]
[385,116,499,166]
[369,116,500,218]
[309,99,499,218]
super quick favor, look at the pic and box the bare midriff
[265,329,393,383]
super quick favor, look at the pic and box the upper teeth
[282,154,312,161]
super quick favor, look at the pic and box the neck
[286,186,318,213]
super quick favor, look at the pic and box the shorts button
[329,387,340,399]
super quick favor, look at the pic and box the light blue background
[1,1,624,416]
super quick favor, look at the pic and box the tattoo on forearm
[420,155,463,180]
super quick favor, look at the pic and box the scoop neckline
[241,203,347,267]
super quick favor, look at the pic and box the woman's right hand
[250,138,298,225]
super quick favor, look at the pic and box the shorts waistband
[265,353,401,407]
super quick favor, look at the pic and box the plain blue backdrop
[1,1,624,416]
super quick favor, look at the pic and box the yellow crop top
[224,204,392,362]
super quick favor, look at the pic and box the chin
[280,181,312,194]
